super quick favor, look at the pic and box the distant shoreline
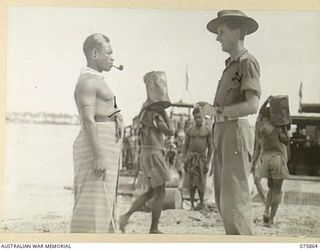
[6,120,79,126]
[5,112,80,126]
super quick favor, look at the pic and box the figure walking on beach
[197,10,261,234]
[174,130,186,182]
[71,33,123,233]
[119,71,175,234]
[252,105,290,227]
[166,143,177,170]
[183,107,213,211]
[124,128,139,172]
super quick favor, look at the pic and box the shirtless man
[166,143,177,170]
[183,108,213,210]
[174,130,185,180]
[252,107,289,227]
[71,33,123,233]
[119,71,175,234]
[125,128,138,172]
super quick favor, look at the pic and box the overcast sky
[5,7,320,125]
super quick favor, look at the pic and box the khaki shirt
[213,50,261,107]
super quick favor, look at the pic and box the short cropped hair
[192,107,201,115]
[224,19,248,40]
[83,33,110,60]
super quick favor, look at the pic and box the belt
[214,116,248,123]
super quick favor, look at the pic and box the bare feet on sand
[263,212,269,224]
[264,222,273,228]
[268,219,274,227]
[263,216,273,228]
[119,214,129,233]
[196,204,203,211]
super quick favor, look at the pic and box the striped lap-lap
[70,122,121,233]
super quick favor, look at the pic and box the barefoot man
[252,106,290,227]
[71,33,123,233]
[120,71,175,234]
[183,107,213,210]
[197,10,261,234]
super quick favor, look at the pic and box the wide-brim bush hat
[207,10,258,35]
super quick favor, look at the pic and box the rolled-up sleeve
[240,59,261,99]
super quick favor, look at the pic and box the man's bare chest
[189,127,208,139]
[96,82,114,102]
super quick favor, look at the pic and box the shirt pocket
[222,81,242,106]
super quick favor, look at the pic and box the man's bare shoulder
[198,126,211,137]
[204,126,211,136]
[76,74,103,93]
[185,126,193,136]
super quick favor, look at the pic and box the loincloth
[183,152,207,192]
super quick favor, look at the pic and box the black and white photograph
[1,5,320,238]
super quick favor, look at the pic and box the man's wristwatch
[217,106,224,115]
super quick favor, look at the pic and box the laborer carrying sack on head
[119,71,175,234]
[252,95,291,227]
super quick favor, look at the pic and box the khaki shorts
[140,148,171,188]
[255,152,289,179]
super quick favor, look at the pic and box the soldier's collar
[225,49,248,67]
[80,66,105,78]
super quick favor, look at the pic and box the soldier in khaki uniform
[197,10,261,235]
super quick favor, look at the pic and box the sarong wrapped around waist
[183,152,207,192]
[139,145,171,188]
[70,122,121,233]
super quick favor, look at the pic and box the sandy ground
[1,193,320,238]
